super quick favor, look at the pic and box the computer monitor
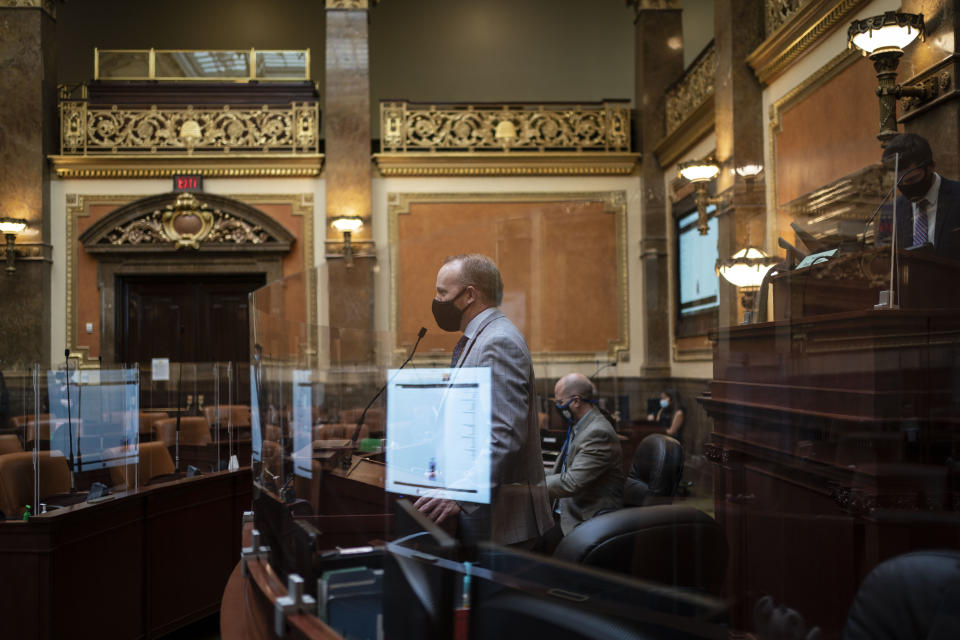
[469,543,727,640]
[383,499,463,640]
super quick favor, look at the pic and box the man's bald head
[557,373,595,403]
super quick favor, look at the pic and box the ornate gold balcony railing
[665,42,716,137]
[58,101,320,155]
[379,101,631,153]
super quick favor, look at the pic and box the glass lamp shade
[678,159,720,183]
[717,247,778,288]
[0,217,27,235]
[848,11,924,55]
[331,217,363,233]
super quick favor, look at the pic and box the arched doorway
[78,192,297,367]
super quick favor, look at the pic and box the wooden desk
[0,468,251,640]
[702,309,960,637]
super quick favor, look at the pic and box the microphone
[589,361,617,379]
[349,327,427,446]
[64,349,76,492]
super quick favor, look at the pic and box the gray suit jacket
[546,407,624,534]
[454,309,554,545]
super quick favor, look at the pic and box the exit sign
[173,174,203,192]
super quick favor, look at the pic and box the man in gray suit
[546,373,623,535]
[414,254,554,548]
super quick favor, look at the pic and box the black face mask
[432,287,469,332]
[899,166,935,201]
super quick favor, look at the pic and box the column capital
[626,0,680,14]
[0,0,58,19]
[326,0,377,10]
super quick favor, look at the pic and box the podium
[702,249,960,637]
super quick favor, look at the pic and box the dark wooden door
[117,274,265,365]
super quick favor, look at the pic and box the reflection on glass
[255,50,307,79]
[97,51,149,79]
[155,51,249,79]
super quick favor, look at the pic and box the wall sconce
[330,216,364,268]
[735,164,763,180]
[716,247,778,323]
[848,12,940,145]
[0,217,28,275]
[678,157,722,235]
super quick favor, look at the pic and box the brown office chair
[152,416,212,447]
[23,414,54,444]
[104,441,177,489]
[553,504,728,595]
[313,423,368,441]
[0,434,22,455]
[623,434,684,507]
[0,451,71,519]
[204,404,252,429]
[138,411,167,440]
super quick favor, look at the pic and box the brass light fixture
[678,157,722,235]
[848,12,936,145]
[716,247,778,323]
[330,216,364,268]
[0,217,28,275]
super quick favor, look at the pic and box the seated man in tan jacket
[546,373,624,535]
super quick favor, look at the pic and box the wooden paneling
[396,200,620,355]
[0,468,251,640]
[776,58,883,207]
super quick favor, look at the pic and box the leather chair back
[554,504,728,595]
[0,434,22,455]
[153,416,212,447]
[844,550,960,640]
[203,404,251,428]
[105,441,176,489]
[623,434,684,507]
[0,451,71,519]
[138,411,167,437]
[313,423,367,441]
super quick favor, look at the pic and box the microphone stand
[174,326,185,473]
[880,153,902,310]
[349,327,427,447]
[64,349,77,493]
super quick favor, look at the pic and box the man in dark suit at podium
[882,133,960,258]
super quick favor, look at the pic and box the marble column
[632,1,683,378]
[325,1,375,361]
[0,1,56,369]
[714,0,766,326]
[900,0,960,177]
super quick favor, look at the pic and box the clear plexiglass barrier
[0,359,254,520]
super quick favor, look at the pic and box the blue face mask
[555,399,575,423]
[660,398,670,409]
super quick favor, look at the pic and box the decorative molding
[655,96,714,168]
[65,193,315,368]
[0,0,57,18]
[80,193,293,253]
[49,154,323,178]
[374,152,639,177]
[59,101,319,155]
[747,0,870,86]
[765,0,802,37]
[626,0,681,13]
[898,54,960,124]
[673,334,713,362]
[665,43,716,137]
[386,191,630,363]
[326,0,375,8]
[380,101,630,153]
[768,48,860,212]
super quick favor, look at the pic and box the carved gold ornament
[102,194,271,250]
[59,101,319,155]
[765,0,802,36]
[380,101,631,153]
[665,44,716,136]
